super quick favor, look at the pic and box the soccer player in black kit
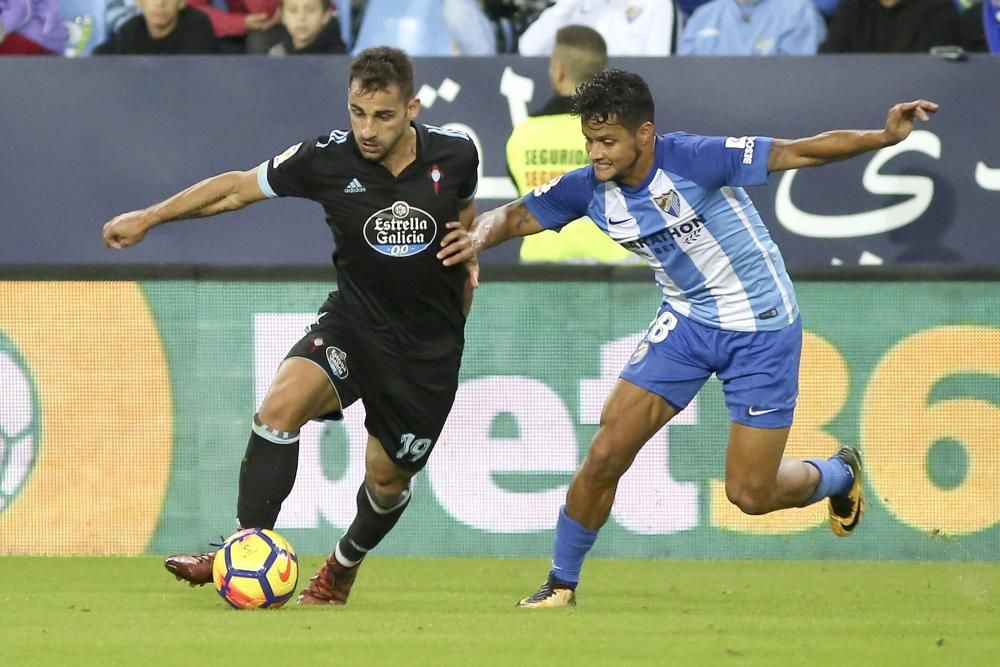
[102,47,479,605]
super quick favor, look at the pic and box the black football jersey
[259,123,479,359]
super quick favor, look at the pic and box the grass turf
[0,557,997,666]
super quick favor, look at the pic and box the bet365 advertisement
[1,280,998,559]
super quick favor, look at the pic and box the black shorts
[284,304,461,472]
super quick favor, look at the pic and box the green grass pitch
[1,557,997,666]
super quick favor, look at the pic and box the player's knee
[580,441,631,483]
[257,391,309,432]
[365,476,410,508]
[726,482,774,516]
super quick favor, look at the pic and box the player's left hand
[884,100,939,145]
[103,210,154,249]
[438,221,480,288]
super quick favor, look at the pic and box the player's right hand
[103,210,152,249]
[438,221,480,288]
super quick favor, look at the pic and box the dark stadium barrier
[1,55,999,268]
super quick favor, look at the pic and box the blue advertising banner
[1,55,998,267]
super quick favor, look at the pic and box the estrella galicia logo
[326,346,349,379]
[0,334,39,513]
[363,200,438,257]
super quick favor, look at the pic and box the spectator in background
[679,0,839,19]
[518,0,680,56]
[353,0,494,55]
[958,0,988,50]
[268,0,346,54]
[819,0,961,52]
[106,0,140,33]
[985,0,1000,51]
[507,25,634,263]
[0,0,69,54]
[94,0,216,53]
[443,0,497,54]
[679,0,827,55]
[482,0,550,52]
[186,0,281,52]
[812,0,839,18]
[678,0,712,13]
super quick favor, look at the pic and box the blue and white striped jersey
[523,132,798,332]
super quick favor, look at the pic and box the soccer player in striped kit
[439,69,938,608]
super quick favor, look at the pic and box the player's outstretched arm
[438,198,544,285]
[102,168,267,249]
[767,100,939,173]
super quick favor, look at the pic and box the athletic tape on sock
[364,480,412,515]
[251,414,300,445]
[334,541,363,568]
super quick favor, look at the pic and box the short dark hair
[554,25,607,85]
[349,47,414,101]
[571,69,654,132]
[280,0,331,9]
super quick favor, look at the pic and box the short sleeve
[258,138,320,199]
[522,167,593,231]
[456,140,480,204]
[661,132,773,189]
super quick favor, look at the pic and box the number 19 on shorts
[397,433,431,462]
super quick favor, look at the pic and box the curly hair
[349,47,414,100]
[571,69,655,132]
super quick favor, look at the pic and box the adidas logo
[344,178,366,194]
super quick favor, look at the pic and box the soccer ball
[212,528,299,609]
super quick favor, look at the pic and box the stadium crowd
[1,0,997,57]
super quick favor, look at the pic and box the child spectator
[94,0,216,53]
[268,0,346,54]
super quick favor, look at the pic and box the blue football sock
[550,506,599,587]
[803,456,855,505]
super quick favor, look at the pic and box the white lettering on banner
[253,315,699,535]
[975,161,1000,191]
[498,66,534,129]
[579,334,699,535]
[0,351,35,507]
[428,377,577,532]
[438,122,518,200]
[253,314,366,530]
[774,130,940,238]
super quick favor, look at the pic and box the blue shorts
[619,303,802,429]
